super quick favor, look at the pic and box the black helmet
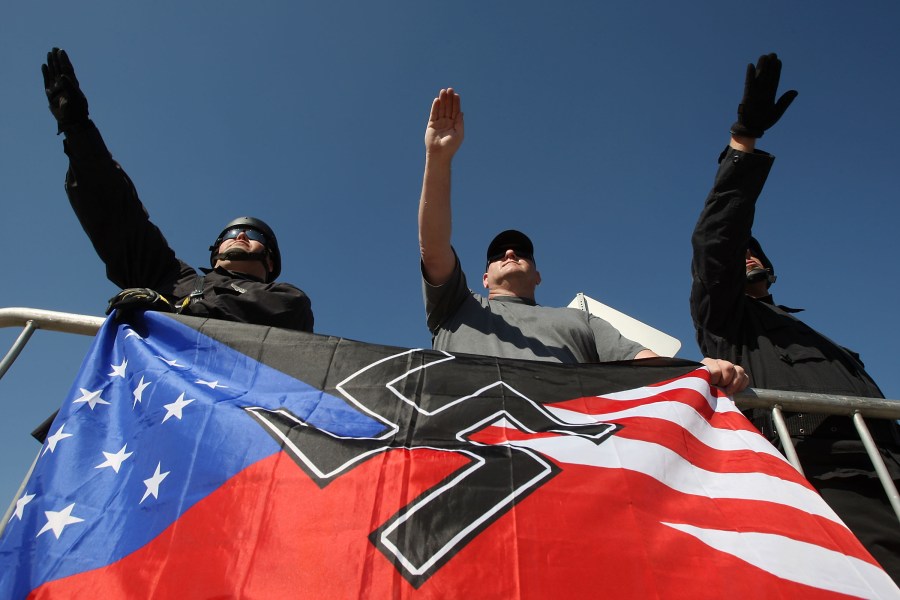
[209,216,281,282]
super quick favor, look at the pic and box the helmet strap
[212,249,272,277]
[746,268,776,286]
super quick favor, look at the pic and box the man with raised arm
[41,48,313,333]
[418,88,747,394]
[691,52,899,579]
[35,48,314,445]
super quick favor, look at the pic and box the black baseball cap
[486,230,534,268]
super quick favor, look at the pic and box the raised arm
[690,54,796,343]
[42,48,182,291]
[419,88,464,286]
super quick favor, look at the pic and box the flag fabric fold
[1,312,896,599]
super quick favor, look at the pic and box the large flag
[1,312,896,599]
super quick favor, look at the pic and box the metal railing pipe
[771,405,804,475]
[853,412,900,523]
[0,320,38,382]
[735,388,900,420]
[0,307,104,336]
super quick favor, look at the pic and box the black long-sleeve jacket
[62,121,314,332]
[690,146,887,439]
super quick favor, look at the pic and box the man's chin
[220,249,254,261]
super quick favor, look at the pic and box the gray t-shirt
[423,256,645,363]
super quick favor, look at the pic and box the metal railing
[738,388,900,521]
[0,307,104,380]
[0,308,105,532]
[2,306,899,525]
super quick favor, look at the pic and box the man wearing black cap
[41,48,313,333]
[690,53,899,578]
[417,88,747,393]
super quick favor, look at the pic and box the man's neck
[216,261,268,282]
[744,281,769,299]
[488,288,534,301]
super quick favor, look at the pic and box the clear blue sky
[2,1,899,509]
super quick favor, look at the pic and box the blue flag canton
[0,314,384,598]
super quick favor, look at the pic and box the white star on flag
[9,492,35,523]
[73,388,111,410]
[140,463,170,503]
[133,376,152,408]
[108,359,127,378]
[36,503,84,539]
[162,393,195,423]
[43,424,74,456]
[95,444,134,473]
[196,379,227,389]
[157,356,183,367]
[124,330,142,339]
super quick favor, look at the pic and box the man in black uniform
[41,48,313,333]
[690,52,900,579]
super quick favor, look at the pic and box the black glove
[730,53,798,139]
[41,47,90,134]
[106,288,175,316]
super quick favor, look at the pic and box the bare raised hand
[424,88,464,160]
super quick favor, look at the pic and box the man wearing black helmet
[41,48,313,333]
[417,88,748,395]
[690,53,899,578]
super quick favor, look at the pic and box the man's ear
[482,272,489,289]
[535,270,542,286]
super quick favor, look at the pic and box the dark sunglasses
[221,227,268,245]
[487,248,533,264]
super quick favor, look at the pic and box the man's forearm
[418,155,456,285]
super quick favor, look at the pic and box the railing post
[771,405,804,475]
[0,451,39,539]
[852,411,900,523]
[0,320,38,382]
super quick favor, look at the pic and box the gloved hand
[41,47,89,134]
[106,288,175,316]
[730,53,798,139]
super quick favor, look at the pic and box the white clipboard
[568,292,681,358]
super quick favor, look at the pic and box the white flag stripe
[663,522,900,599]
[509,434,843,524]
[591,373,744,416]
[547,401,786,461]
[594,374,715,404]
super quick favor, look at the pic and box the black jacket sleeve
[63,120,187,291]
[690,147,774,348]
